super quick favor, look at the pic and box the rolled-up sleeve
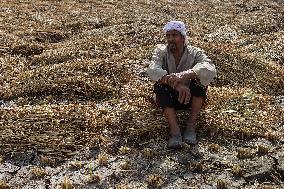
[147,45,168,82]
[191,49,217,86]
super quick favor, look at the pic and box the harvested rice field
[0,0,284,188]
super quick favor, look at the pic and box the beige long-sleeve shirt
[147,44,217,86]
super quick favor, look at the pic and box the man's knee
[154,83,171,95]
[153,83,176,109]
[189,80,207,99]
[191,96,205,103]
[191,96,205,111]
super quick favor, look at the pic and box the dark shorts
[153,79,207,110]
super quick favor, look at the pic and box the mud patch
[274,151,284,178]
[10,44,43,57]
[34,31,66,43]
[242,156,276,182]
[235,3,262,13]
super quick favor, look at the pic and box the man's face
[166,30,185,51]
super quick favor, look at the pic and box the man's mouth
[168,42,176,49]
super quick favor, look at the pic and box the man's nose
[167,35,174,42]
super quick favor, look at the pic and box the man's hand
[167,73,185,89]
[159,74,185,87]
[167,70,197,89]
[175,83,191,104]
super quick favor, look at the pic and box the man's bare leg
[187,96,204,130]
[164,107,182,148]
[163,107,180,136]
[184,96,204,144]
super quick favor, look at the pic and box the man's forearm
[158,75,169,84]
[158,69,198,87]
[183,69,198,80]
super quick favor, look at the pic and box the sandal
[184,129,197,145]
[168,134,182,149]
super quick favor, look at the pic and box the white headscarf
[163,21,188,44]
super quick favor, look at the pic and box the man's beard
[168,42,177,51]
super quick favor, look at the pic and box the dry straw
[0,0,283,165]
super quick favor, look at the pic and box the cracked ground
[0,0,284,188]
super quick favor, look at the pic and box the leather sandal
[184,129,197,145]
[168,134,182,149]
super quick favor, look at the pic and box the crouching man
[147,21,217,149]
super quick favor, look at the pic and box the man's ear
[182,36,185,43]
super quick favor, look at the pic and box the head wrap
[163,21,186,37]
[163,20,188,45]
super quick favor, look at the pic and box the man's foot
[168,134,182,149]
[184,129,197,145]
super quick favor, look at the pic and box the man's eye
[166,34,176,38]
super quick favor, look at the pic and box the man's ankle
[170,129,181,137]
[186,122,196,132]
[186,120,196,126]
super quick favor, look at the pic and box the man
[147,21,217,149]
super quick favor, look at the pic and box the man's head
[163,21,187,51]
